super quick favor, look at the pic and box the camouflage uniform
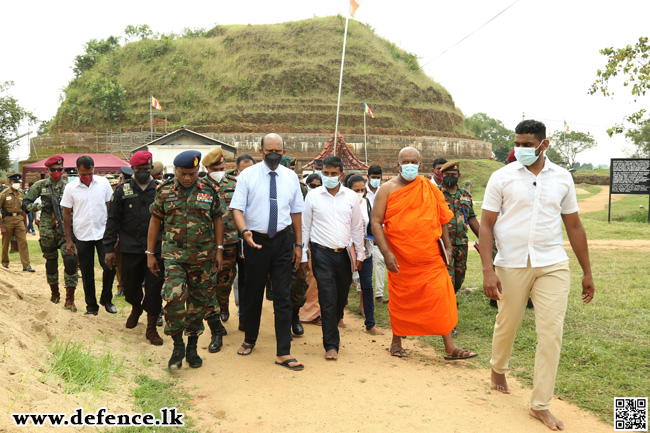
[443,187,476,293]
[151,177,224,336]
[22,179,77,287]
[208,169,239,314]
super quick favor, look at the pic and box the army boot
[185,334,202,368]
[206,314,224,353]
[168,333,185,370]
[125,304,144,329]
[64,287,77,312]
[49,284,60,304]
[291,308,304,336]
[145,314,163,346]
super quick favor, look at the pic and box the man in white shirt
[230,133,305,371]
[365,164,388,303]
[479,120,594,431]
[62,156,117,316]
[301,156,364,360]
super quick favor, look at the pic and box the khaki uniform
[0,188,30,268]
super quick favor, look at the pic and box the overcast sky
[2,0,648,165]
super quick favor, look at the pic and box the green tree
[550,130,597,169]
[124,24,154,42]
[589,37,650,154]
[73,36,120,77]
[465,113,514,162]
[90,77,127,122]
[624,120,650,157]
[0,81,37,170]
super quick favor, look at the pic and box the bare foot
[325,349,338,360]
[366,327,384,335]
[338,319,347,328]
[529,409,564,431]
[491,368,510,394]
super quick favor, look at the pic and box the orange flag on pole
[151,95,162,110]
[350,0,363,18]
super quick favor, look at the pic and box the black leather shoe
[3,265,8,269]
[84,310,98,316]
[208,332,223,353]
[168,333,185,370]
[220,311,230,323]
[103,303,117,314]
[185,335,202,368]
[23,267,35,272]
[291,309,304,336]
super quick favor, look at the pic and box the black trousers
[120,252,164,316]
[237,255,246,321]
[243,230,293,357]
[310,244,352,352]
[76,239,116,313]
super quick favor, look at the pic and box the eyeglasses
[49,168,64,172]
[308,183,320,189]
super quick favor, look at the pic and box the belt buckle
[333,247,344,253]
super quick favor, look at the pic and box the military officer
[440,161,480,297]
[147,150,224,370]
[202,147,234,353]
[152,161,164,181]
[1,174,34,272]
[22,155,77,310]
[104,151,164,345]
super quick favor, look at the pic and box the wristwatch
[145,250,155,255]
[240,229,250,237]
[217,245,224,250]
[294,243,304,248]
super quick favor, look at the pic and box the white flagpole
[333,15,350,156]
[150,97,153,141]
[364,108,368,165]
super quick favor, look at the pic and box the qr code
[615,398,648,431]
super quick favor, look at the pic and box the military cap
[44,154,64,167]
[8,173,21,182]
[280,155,292,168]
[129,151,152,166]
[151,161,164,176]
[440,161,460,173]
[163,173,175,180]
[173,150,201,168]
[202,147,224,167]
[120,166,133,178]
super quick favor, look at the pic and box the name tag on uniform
[6,197,11,201]
[197,193,212,203]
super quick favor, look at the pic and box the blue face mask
[400,163,419,181]
[314,170,322,177]
[322,175,340,189]
[369,178,381,189]
[514,142,544,166]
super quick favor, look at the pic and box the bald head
[261,133,284,150]
[398,146,421,163]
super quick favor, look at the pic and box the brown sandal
[390,344,407,358]
[444,347,478,360]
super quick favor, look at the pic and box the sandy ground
[0,187,625,432]
[577,186,625,214]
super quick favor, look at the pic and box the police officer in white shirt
[301,156,365,361]
[479,119,594,431]
[230,133,305,371]
[61,155,117,316]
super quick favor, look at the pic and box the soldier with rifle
[22,155,78,310]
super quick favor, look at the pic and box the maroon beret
[44,154,64,167]
[507,149,516,163]
[129,151,153,166]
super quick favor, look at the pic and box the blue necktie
[268,171,278,237]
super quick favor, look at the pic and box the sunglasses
[49,168,64,172]
[308,183,320,189]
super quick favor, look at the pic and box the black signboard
[608,158,650,223]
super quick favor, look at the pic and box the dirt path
[578,186,624,214]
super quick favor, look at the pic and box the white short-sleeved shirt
[481,158,579,268]
[60,175,113,241]
[229,162,304,233]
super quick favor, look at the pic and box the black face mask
[134,170,151,183]
[442,175,458,187]
[264,152,282,170]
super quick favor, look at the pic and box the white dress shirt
[60,175,114,241]
[302,185,365,263]
[230,162,304,233]
[482,157,579,268]
[365,184,380,207]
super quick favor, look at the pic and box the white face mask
[356,192,365,201]
[11,183,21,190]
[208,171,225,183]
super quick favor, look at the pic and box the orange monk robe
[383,175,457,336]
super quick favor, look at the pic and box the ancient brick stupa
[301,132,369,171]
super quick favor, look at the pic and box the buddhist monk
[371,147,477,360]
